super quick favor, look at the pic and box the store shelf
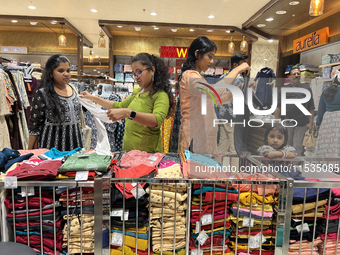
[300,68,321,72]
[319,61,340,68]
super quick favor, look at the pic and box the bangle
[281,151,287,159]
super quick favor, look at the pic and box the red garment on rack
[189,235,231,249]
[7,208,54,218]
[16,234,63,250]
[231,229,276,236]
[4,196,54,209]
[191,221,232,230]
[113,164,158,199]
[14,218,63,228]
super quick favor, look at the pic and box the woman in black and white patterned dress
[28,54,83,151]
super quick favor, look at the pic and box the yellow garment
[156,163,183,178]
[152,238,186,252]
[154,249,186,255]
[111,226,148,234]
[146,188,188,201]
[291,206,326,218]
[150,217,186,228]
[148,202,187,211]
[231,202,273,212]
[291,199,327,214]
[150,208,185,215]
[55,173,74,179]
[150,183,187,192]
[229,240,275,250]
[230,215,272,226]
[110,233,148,251]
[161,116,173,153]
[230,234,274,239]
[239,192,274,205]
[150,212,185,219]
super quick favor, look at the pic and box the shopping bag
[302,131,317,148]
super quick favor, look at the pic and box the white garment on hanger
[78,96,112,123]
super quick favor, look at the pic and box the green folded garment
[59,153,111,172]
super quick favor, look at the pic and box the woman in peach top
[178,36,250,154]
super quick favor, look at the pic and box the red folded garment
[202,192,239,202]
[6,160,61,180]
[191,220,232,230]
[14,218,63,228]
[114,164,158,199]
[231,229,276,236]
[7,208,54,218]
[191,201,231,210]
[323,203,340,219]
[320,232,340,241]
[16,234,63,250]
[4,196,54,210]
[189,235,230,249]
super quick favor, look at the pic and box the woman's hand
[79,91,95,101]
[235,62,251,75]
[107,108,130,122]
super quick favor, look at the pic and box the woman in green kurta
[80,53,173,153]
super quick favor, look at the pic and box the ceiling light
[208,15,215,18]
[276,10,287,14]
[83,46,88,48]
[228,36,235,54]
[97,71,100,73]
[309,0,324,16]
[171,28,178,32]
[28,6,36,9]
[89,50,93,62]
[98,27,106,48]
[240,36,248,53]
[268,39,274,43]
[11,20,18,23]
[95,55,99,57]
[266,18,274,21]
[226,30,230,33]
[150,12,157,15]
[189,29,195,32]
[135,27,141,31]
[117,25,123,28]
[58,23,67,46]
[154,27,159,30]
[30,21,38,25]
[51,21,57,24]
[207,30,213,32]
[289,1,300,5]
[94,69,97,71]
[257,24,266,27]
[91,9,98,12]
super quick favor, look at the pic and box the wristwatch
[128,110,136,120]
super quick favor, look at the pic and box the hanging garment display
[254,67,276,108]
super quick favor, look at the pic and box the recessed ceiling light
[11,20,18,23]
[226,30,230,33]
[207,30,213,32]
[189,29,195,32]
[97,71,100,73]
[91,9,98,12]
[28,6,36,9]
[289,1,299,5]
[51,21,57,24]
[117,25,123,28]
[266,18,274,21]
[30,21,38,25]
[208,15,215,19]
[94,69,97,71]
[135,27,141,31]
[83,46,88,48]
[154,27,159,30]
[95,55,99,57]
[268,39,274,43]
[276,10,287,14]
[171,28,178,32]
[257,24,266,27]
[150,12,157,15]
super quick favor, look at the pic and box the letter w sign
[160,46,189,58]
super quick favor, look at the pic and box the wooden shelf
[300,68,321,72]
[319,61,340,68]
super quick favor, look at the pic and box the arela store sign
[293,27,329,54]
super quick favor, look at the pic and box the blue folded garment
[44,147,82,159]
[111,229,148,240]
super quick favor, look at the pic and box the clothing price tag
[197,230,208,246]
[195,221,201,234]
[111,232,123,246]
[191,249,203,255]
[200,214,213,226]
[292,218,302,222]
[75,171,89,181]
[242,217,254,227]
[249,232,266,248]
[121,210,129,221]
[4,176,17,189]
[21,186,35,197]
[148,156,158,163]
[296,223,310,233]
[131,184,146,199]
[131,183,137,187]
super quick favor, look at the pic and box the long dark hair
[263,123,288,149]
[132,53,174,117]
[324,76,340,101]
[41,54,70,122]
[178,36,217,82]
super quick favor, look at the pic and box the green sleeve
[152,91,170,128]
[112,89,139,108]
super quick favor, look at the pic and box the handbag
[302,131,317,148]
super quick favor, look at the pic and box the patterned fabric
[170,99,181,153]
[0,72,11,116]
[315,111,340,157]
[1,70,17,105]
[161,116,173,153]
[11,71,30,109]
[29,88,83,151]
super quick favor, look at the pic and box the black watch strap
[128,110,136,120]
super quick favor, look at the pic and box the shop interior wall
[250,43,279,78]
[112,36,242,58]
[0,31,78,54]
[282,11,340,54]
[300,40,340,66]
[0,53,77,66]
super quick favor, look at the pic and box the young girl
[258,124,296,159]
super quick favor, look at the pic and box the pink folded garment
[118,150,164,168]
[233,207,273,217]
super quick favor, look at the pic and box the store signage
[293,27,329,54]
[0,46,28,54]
[160,46,189,58]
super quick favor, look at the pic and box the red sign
[160,46,189,58]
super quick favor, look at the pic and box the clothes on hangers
[255,67,276,108]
